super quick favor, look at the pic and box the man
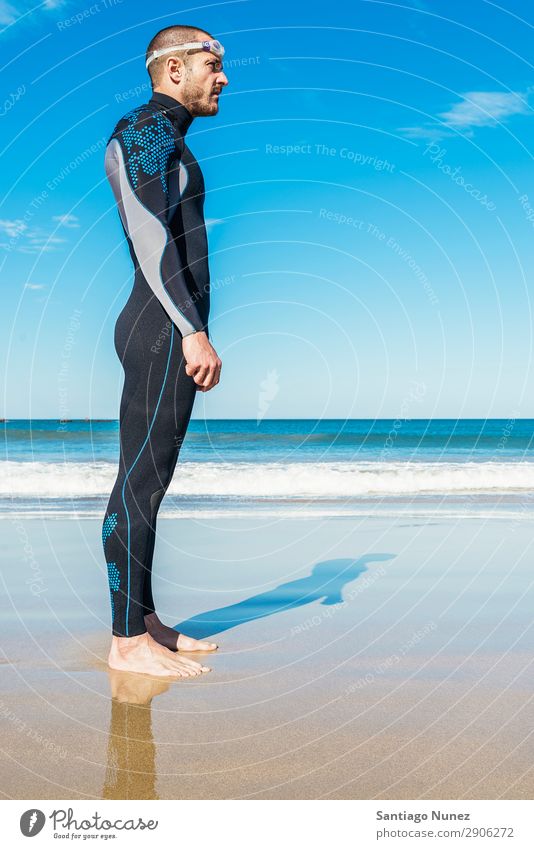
[102,25,228,678]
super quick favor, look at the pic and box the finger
[200,368,217,389]
[206,368,221,391]
[194,367,209,385]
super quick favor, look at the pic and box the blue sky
[1,0,533,418]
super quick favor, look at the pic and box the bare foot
[108,632,211,678]
[144,612,218,652]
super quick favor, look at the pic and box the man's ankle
[112,632,148,652]
[144,612,160,626]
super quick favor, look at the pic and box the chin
[196,103,217,117]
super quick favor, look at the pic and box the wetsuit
[102,91,210,637]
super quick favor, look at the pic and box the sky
[1,0,533,419]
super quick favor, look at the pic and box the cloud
[27,236,66,245]
[52,213,79,228]
[0,218,27,238]
[0,0,67,28]
[0,217,70,253]
[438,91,529,128]
[399,89,531,142]
[397,125,455,142]
[19,234,66,253]
[0,0,17,24]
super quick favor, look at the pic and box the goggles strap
[146,41,224,69]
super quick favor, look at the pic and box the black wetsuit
[102,91,210,637]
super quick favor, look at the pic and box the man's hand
[182,331,222,392]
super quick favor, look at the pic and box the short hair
[146,25,214,86]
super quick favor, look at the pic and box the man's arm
[104,107,204,337]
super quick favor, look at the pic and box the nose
[218,71,229,87]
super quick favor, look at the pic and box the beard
[181,69,218,116]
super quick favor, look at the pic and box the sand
[1,510,534,799]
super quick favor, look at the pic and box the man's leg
[102,319,210,676]
[141,354,218,652]
[140,445,182,622]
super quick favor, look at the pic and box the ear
[166,55,185,83]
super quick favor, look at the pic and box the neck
[149,90,194,134]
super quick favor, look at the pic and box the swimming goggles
[146,39,225,69]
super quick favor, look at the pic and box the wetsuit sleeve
[104,108,205,337]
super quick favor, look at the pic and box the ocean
[2,418,534,519]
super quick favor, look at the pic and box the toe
[183,659,203,672]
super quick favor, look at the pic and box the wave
[3,460,534,498]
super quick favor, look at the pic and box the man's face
[180,49,229,117]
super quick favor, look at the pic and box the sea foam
[4,460,534,498]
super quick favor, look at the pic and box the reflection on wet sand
[103,669,171,799]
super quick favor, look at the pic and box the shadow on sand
[174,553,395,640]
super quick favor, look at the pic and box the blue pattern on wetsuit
[107,561,120,623]
[102,513,119,623]
[120,108,175,193]
[102,512,118,546]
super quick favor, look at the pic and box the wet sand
[1,511,534,799]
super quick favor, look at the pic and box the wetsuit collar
[149,91,194,133]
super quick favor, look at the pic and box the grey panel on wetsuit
[104,138,198,338]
